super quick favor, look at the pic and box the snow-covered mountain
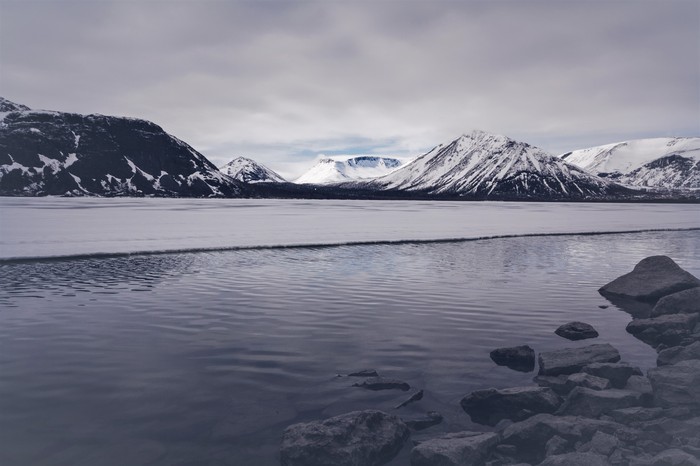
[0,97,242,197]
[560,137,700,190]
[219,156,285,183]
[295,156,403,184]
[365,130,625,199]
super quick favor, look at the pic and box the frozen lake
[1,198,699,465]
[1,197,699,260]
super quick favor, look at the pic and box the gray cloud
[1,0,698,178]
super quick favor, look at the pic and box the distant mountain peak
[219,156,285,183]
[0,97,30,113]
[295,155,403,185]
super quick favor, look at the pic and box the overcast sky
[1,0,698,178]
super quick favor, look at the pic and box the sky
[1,0,698,179]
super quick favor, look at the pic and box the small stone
[599,255,700,302]
[404,411,443,431]
[395,389,424,409]
[582,362,639,389]
[352,377,410,391]
[538,343,621,376]
[555,321,599,341]
[489,345,535,372]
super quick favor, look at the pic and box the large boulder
[647,359,700,408]
[280,410,409,466]
[489,345,535,372]
[582,362,640,388]
[599,256,700,302]
[538,343,621,376]
[557,387,643,417]
[657,341,700,366]
[651,287,700,317]
[626,314,698,347]
[409,431,500,466]
[555,321,599,341]
[538,452,610,466]
[460,386,561,426]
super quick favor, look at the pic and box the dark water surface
[1,230,699,465]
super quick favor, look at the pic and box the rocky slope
[219,156,285,183]
[295,156,403,184]
[0,97,242,197]
[560,137,700,190]
[364,130,629,199]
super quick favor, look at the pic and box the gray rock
[657,341,700,366]
[623,375,654,405]
[280,410,409,466]
[580,431,620,456]
[565,373,611,391]
[545,435,570,456]
[583,362,640,388]
[538,344,621,376]
[490,345,536,372]
[557,387,643,417]
[347,369,379,377]
[404,411,443,431]
[599,255,700,302]
[537,452,611,466]
[460,386,561,426]
[608,406,663,424]
[651,287,700,317]
[395,390,424,409]
[352,377,410,391]
[410,431,500,466]
[533,375,570,395]
[647,359,700,407]
[555,321,599,341]
[648,448,700,466]
[627,314,698,347]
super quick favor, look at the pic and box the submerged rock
[395,390,424,409]
[489,345,536,372]
[460,386,561,426]
[347,369,379,377]
[599,255,700,302]
[651,287,700,317]
[538,343,621,376]
[280,410,409,466]
[404,411,443,431]
[410,431,500,466]
[352,377,410,391]
[582,362,640,389]
[657,341,700,366]
[557,387,643,417]
[555,321,599,341]
[647,359,700,407]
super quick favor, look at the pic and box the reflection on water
[0,230,698,465]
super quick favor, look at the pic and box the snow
[295,156,404,184]
[0,198,698,261]
[219,156,285,183]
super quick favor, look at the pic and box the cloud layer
[2,0,698,178]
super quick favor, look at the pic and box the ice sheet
[1,197,698,260]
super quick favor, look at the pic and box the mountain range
[1,97,697,200]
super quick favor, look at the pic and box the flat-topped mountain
[295,156,403,184]
[0,97,242,197]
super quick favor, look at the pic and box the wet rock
[352,377,410,391]
[608,406,663,424]
[395,390,424,409]
[657,341,700,366]
[623,375,654,406]
[582,362,640,389]
[599,255,700,302]
[555,321,599,341]
[648,448,700,465]
[410,431,500,466]
[460,386,561,426]
[565,373,611,392]
[626,314,698,347]
[557,387,643,417]
[647,360,700,407]
[651,287,700,317]
[538,343,621,376]
[489,345,536,372]
[280,410,409,466]
[404,411,443,431]
[538,452,610,466]
[533,375,570,395]
[580,431,620,456]
[545,435,570,456]
[347,369,379,377]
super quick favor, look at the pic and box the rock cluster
[279,255,700,466]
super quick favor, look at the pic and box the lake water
[1,199,699,465]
